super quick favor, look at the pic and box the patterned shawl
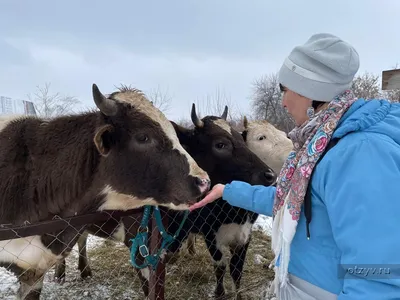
[270,89,357,290]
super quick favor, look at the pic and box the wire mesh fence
[0,207,275,300]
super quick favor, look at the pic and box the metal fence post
[148,207,168,300]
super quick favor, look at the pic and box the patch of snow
[86,234,106,251]
[254,253,266,265]
[253,215,272,236]
[0,267,18,300]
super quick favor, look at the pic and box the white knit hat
[278,33,360,102]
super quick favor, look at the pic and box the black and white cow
[165,105,276,299]
[0,84,210,300]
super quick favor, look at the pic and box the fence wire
[0,207,275,300]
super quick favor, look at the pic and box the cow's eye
[136,134,149,143]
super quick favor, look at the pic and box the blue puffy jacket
[222,98,400,299]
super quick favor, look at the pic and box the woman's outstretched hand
[189,183,225,211]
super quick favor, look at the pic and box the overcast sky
[1,0,399,121]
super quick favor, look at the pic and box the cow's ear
[170,121,193,147]
[94,124,114,156]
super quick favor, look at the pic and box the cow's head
[241,116,293,175]
[92,84,210,211]
[171,104,276,187]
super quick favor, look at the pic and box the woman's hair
[311,100,325,110]
[279,83,325,110]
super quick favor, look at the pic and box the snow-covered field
[0,216,274,299]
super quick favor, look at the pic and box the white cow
[242,117,293,175]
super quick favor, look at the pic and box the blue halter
[129,205,189,270]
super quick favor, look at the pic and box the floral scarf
[270,89,357,291]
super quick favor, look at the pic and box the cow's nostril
[195,177,202,186]
[196,177,210,186]
[264,171,276,184]
[195,177,211,195]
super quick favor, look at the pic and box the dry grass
[164,230,275,300]
[28,229,274,299]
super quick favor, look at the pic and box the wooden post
[148,207,168,300]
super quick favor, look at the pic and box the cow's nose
[195,177,211,194]
[264,170,277,185]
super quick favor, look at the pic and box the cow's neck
[32,112,104,221]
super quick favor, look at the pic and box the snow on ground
[0,267,18,300]
[86,234,105,250]
[253,214,273,236]
[0,235,107,300]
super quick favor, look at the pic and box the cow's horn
[92,84,118,116]
[191,103,204,128]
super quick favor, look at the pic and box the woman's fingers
[189,194,215,211]
[189,186,222,211]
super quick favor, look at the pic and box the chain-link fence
[0,207,275,300]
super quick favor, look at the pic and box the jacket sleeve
[222,180,276,216]
[321,138,400,299]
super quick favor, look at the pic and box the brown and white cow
[0,84,210,300]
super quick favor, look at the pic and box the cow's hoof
[80,267,92,279]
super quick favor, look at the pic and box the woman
[189,33,400,299]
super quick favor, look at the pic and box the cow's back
[0,115,43,224]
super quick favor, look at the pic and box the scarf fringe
[278,238,291,288]
[271,207,290,294]
[270,238,291,296]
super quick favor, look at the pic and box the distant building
[0,96,37,116]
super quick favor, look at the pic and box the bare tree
[27,82,81,118]
[250,73,295,133]
[384,89,400,102]
[147,85,172,113]
[351,71,382,100]
[175,87,242,130]
[350,69,400,102]
[194,87,240,121]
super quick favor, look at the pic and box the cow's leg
[129,248,150,298]
[17,269,45,300]
[54,258,66,284]
[229,241,251,300]
[186,233,196,255]
[77,231,92,279]
[135,267,150,298]
[163,236,183,264]
[163,222,191,264]
[204,233,226,299]
[124,236,149,298]
[54,231,92,282]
